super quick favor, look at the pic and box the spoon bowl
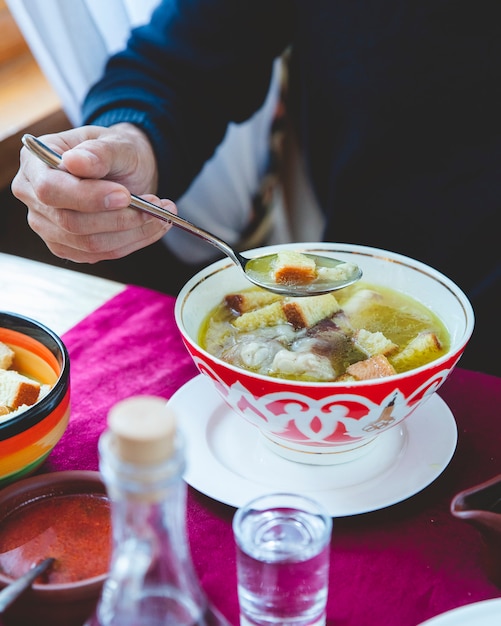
[22,134,361,296]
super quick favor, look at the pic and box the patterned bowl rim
[175,242,475,388]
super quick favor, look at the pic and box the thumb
[60,139,131,181]
[56,124,156,193]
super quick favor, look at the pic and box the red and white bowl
[175,243,474,464]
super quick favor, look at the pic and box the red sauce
[0,494,111,584]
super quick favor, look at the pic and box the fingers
[26,196,175,264]
[21,166,131,215]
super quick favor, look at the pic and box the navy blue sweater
[82,0,500,304]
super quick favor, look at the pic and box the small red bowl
[0,470,110,626]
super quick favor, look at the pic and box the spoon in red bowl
[0,557,55,613]
[22,134,362,297]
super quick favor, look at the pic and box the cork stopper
[107,396,176,465]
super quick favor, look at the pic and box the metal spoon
[0,557,55,613]
[22,134,362,296]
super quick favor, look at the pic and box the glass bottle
[86,396,230,626]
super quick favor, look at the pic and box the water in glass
[233,495,331,626]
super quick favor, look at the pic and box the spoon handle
[21,134,244,267]
[127,194,242,265]
[0,557,55,613]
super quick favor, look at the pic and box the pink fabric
[40,284,500,625]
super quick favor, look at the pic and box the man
[12,0,500,374]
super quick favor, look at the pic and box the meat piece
[220,325,296,372]
[299,318,350,358]
[270,350,336,381]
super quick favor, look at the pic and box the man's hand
[12,123,175,263]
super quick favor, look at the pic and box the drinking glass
[232,493,332,626]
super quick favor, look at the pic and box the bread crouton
[342,288,383,317]
[232,301,287,331]
[352,329,398,357]
[282,293,341,329]
[0,342,15,370]
[272,251,317,285]
[0,369,41,409]
[0,406,10,417]
[225,290,281,315]
[390,331,442,369]
[346,354,397,380]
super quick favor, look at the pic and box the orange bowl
[0,312,70,486]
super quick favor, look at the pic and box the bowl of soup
[0,470,110,626]
[0,312,70,486]
[175,242,474,464]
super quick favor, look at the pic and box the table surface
[1,252,500,626]
[0,252,124,335]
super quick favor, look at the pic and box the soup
[0,493,111,584]
[200,282,450,382]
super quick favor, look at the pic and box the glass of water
[232,493,332,626]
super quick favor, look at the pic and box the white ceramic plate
[418,598,501,625]
[170,375,458,516]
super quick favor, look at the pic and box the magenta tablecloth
[42,285,501,626]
